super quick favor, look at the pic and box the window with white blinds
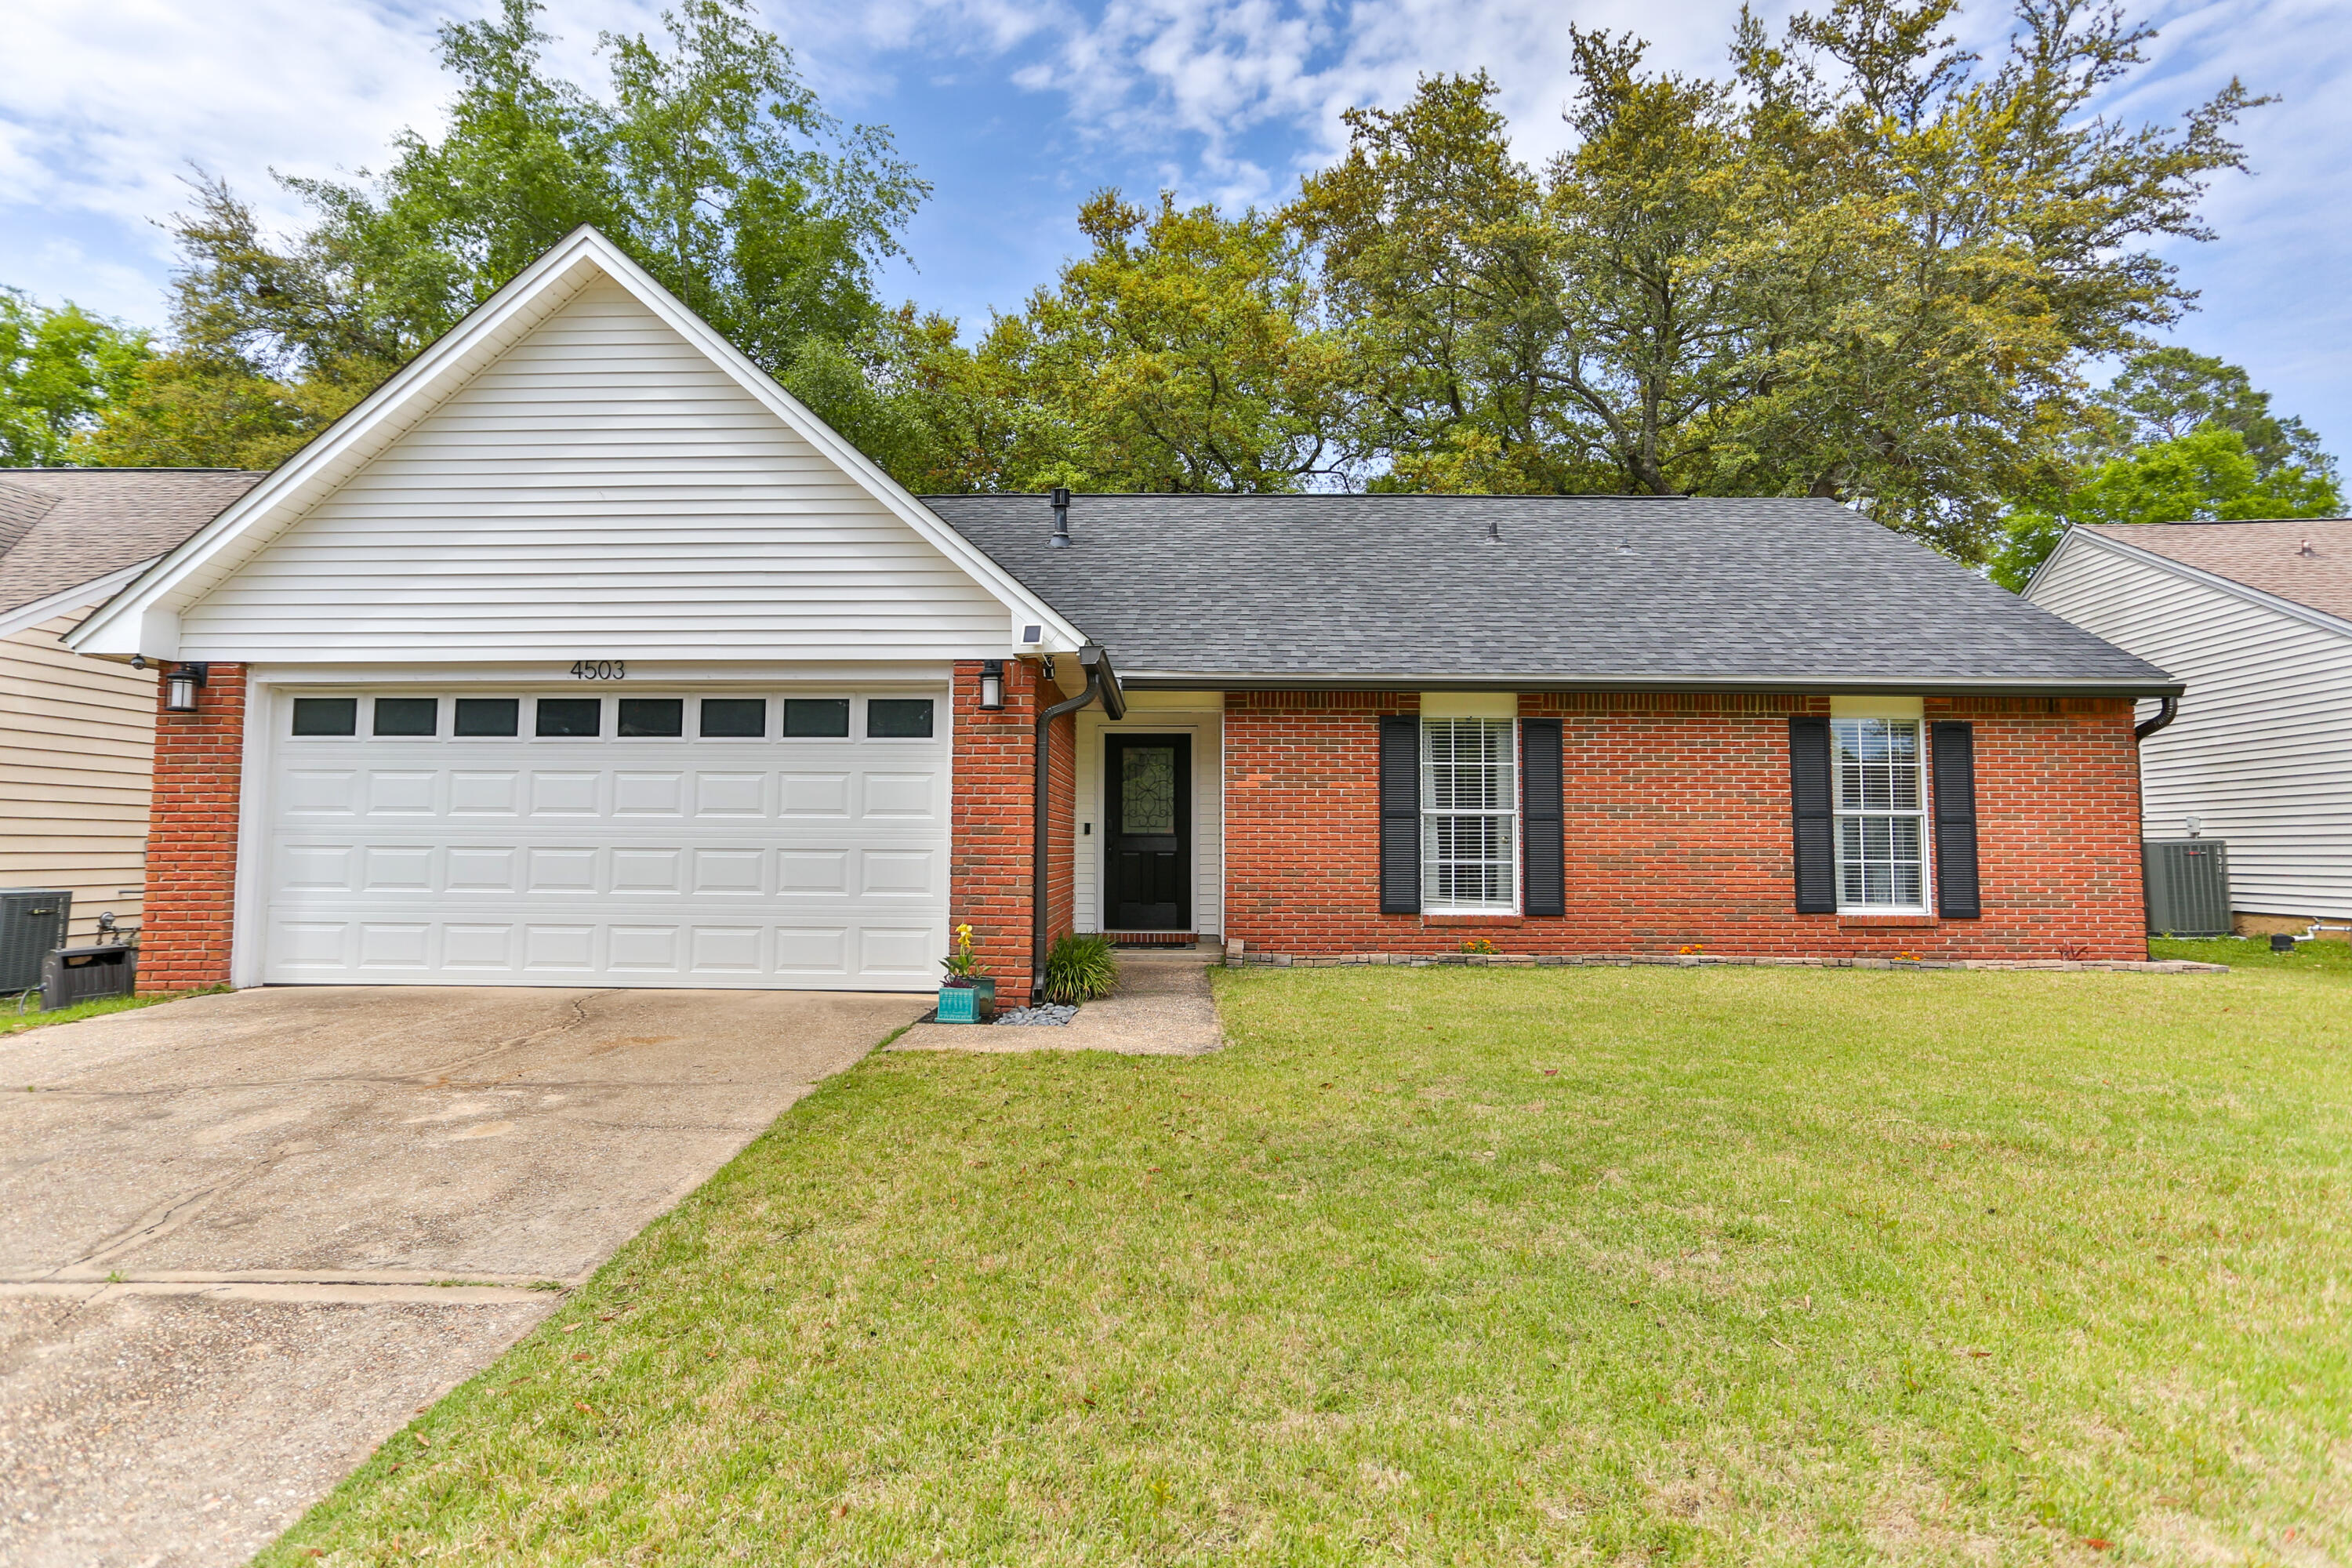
[1831,717,1927,910]
[1421,717,1517,913]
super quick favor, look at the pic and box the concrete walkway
[0,984,920,1568]
[893,947,1225,1055]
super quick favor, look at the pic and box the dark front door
[1105,734,1190,931]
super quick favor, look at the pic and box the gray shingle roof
[0,468,265,615]
[927,492,2176,692]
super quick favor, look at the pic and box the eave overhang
[1113,670,2185,698]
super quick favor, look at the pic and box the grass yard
[0,984,201,1036]
[263,966,2350,1566]
[2152,935,2352,974]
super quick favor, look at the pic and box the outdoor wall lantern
[165,662,209,713]
[978,659,1005,712]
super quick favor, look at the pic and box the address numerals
[569,660,628,681]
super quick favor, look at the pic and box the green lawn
[0,984,203,1036]
[2152,934,2352,974]
[263,967,2350,1565]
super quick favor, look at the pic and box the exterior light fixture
[978,659,1005,712]
[165,662,208,713]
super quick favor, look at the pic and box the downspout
[2134,695,2179,740]
[1033,643,1124,1003]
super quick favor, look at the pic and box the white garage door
[259,688,949,989]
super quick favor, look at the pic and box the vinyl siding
[1074,703,1224,937]
[177,278,1010,661]
[2029,537,2352,918]
[0,608,154,940]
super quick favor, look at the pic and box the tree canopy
[0,291,151,466]
[1988,418,2342,590]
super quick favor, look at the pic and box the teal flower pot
[937,984,978,1024]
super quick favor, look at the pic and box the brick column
[140,662,245,992]
[950,658,1077,1006]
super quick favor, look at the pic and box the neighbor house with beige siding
[2027,517,2352,931]
[0,470,262,943]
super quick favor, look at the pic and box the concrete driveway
[0,985,922,1568]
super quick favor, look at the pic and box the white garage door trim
[239,675,952,990]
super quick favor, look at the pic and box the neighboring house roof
[0,468,265,617]
[2082,519,2352,626]
[930,492,2178,693]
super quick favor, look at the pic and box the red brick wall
[950,658,1077,1004]
[140,662,246,992]
[1221,689,2147,961]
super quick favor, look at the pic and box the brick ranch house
[68,229,2179,1004]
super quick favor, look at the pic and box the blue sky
[4,0,2346,456]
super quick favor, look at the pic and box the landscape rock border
[1224,945,2225,975]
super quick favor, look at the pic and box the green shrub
[1042,933,1118,1004]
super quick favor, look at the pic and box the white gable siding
[2029,536,2352,919]
[178,278,1009,661]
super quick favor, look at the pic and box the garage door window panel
[867,699,934,739]
[701,698,765,738]
[455,697,519,737]
[536,698,601,738]
[783,699,850,738]
[618,698,684,737]
[372,697,437,736]
[292,697,358,736]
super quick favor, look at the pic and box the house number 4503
[569,660,627,681]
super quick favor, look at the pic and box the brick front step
[1226,949,2226,974]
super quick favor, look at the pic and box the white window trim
[1830,713,1935,916]
[1421,715,1520,916]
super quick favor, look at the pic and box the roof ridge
[0,466,270,475]
[917,490,1696,501]
[0,482,60,559]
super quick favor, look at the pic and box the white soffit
[1830,695,1925,719]
[68,227,1084,659]
[1421,692,1518,719]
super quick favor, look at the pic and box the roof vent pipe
[1050,487,1072,548]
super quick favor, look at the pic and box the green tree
[71,178,390,470]
[0,290,151,465]
[1989,425,2341,589]
[2090,346,2331,477]
[1294,73,1572,494]
[1295,0,2266,556]
[967,192,1351,492]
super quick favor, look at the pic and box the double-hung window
[1831,716,1927,911]
[1422,717,1516,912]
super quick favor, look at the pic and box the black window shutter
[1788,717,1835,914]
[1932,720,1982,919]
[1378,715,1421,914]
[1521,718,1565,916]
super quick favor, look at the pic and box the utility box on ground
[2143,840,2231,937]
[40,943,139,1011]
